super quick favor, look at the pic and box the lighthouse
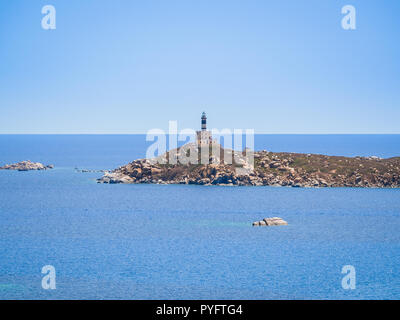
[197,112,216,146]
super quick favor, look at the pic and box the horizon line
[1,133,400,135]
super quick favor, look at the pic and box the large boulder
[252,217,288,226]
[97,172,134,184]
[263,217,288,226]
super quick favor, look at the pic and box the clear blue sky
[0,0,399,133]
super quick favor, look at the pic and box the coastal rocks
[97,172,134,184]
[269,161,280,168]
[252,217,288,226]
[96,145,400,188]
[0,161,54,171]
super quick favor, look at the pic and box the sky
[0,0,399,134]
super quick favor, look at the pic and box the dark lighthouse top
[201,112,207,131]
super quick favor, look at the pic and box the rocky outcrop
[0,161,54,171]
[98,171,135,184]
[252,217,288,226]
[97,147,400,188]
[75,168,109,173]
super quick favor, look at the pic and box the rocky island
[0,160,54,171]
[97,146,400,188]
[97,113,400,188]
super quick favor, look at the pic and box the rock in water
[263,217,288,226]
[0,160,54,171]
[252,217,288,226]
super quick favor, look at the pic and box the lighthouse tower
[197,112,212,146]
[201,112,207,131]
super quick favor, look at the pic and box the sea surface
[0,134,399,299]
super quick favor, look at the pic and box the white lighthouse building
[196,112,217,146]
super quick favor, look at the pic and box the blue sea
[0,134,399,299]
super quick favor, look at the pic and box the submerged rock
[253,217,288,226]
[0,160,54,171]
[75,168,109,173]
